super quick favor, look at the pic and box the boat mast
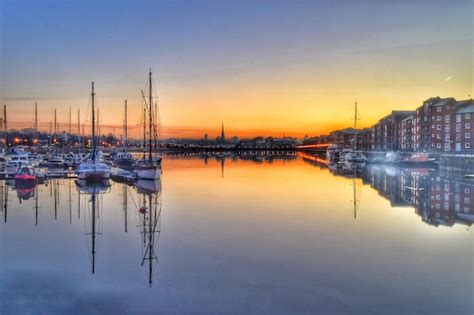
[97,109,100,145]
[3,104,8,152]
[77,109,81,153]
[91,82,96,162]
[354,101,358,151]
[148,69,153,162]
[34,102,38,145]
[124,99,128,152]
[143,105,146,160]
[54,109,57,145]
[69,106,72,147]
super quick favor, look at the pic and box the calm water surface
[1,153,473,314]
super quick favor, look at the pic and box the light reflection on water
[0,153,472,314]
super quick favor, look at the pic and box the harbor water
[1,153,473,314]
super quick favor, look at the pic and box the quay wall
[439,155,474,172]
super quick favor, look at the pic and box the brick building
[427,99,473,153]
[400,114,414,151]
[454,101,473,153]
[372,110,414,151]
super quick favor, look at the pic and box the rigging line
[126,186,140,210]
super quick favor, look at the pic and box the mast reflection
[76,179,110,274]
[135,178,162,287]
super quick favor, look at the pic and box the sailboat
[135,70,162,180]
[340,101,367,166]
[113,100,135,169]
[76,82,111,181]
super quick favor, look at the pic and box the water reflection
[76,180,110,274]
[297,151,474,228]
[136,179,162,287]
[0,153,472,313]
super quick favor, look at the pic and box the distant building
[358,128,373,151]
[400,115,414,151]
[330,128,360,148]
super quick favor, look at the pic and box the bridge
[295,143,330,152]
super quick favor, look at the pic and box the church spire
[221,122,225,140]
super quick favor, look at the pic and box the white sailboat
[77,82,111,181]
[135,70,162,180]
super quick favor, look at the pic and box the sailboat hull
[77,172,111,181]
[76,161,111,182]
[136,168,161,180]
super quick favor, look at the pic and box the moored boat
[76,82,111,182]
[14,166,37,185]
[114,152,135,169]
[6,153,30,176]
[135,159,162,180]
[135,69,162,180]
[111,167,136,183]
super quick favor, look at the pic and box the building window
[466,113,471,120]
[437,115,441,121]
[437,134,441,139]
[466,123,471,129]
[466,133,471,139]
[437,125,441,130]
[465,207,470,213]
[437,143,441,149]
[445,134,450,141]
[445,115,450,123]
[465,197,470,204]
[445,124,450,132]
[444,143,450,151]
[437,107,442,112]
[465,188,471,194]
[466,143,471,149]
[456,133,461,141]
[456,123,462,132]
[456,114,462,123]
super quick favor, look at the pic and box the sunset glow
[1,0,472,138]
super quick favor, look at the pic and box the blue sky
[1,0,472,137]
